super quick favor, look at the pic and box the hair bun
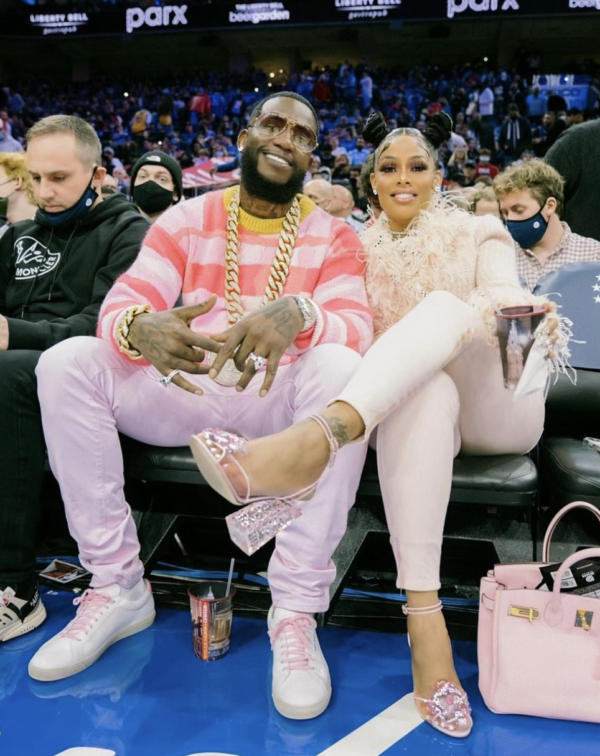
[363,111,390,149]
[423,111,453,149]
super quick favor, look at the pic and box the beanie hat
[130,150,183,202]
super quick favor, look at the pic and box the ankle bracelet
[309,414,340,467]
[402,600,443,616]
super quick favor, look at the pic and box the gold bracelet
[116,304,151,359]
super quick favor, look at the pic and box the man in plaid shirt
[494,159,600,290]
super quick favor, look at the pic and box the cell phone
[584,437,600,452]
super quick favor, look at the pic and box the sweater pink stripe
[98,190,373,364]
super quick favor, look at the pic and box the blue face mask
[505,206,548,248]
[38,167,98,227]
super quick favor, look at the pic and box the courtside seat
[540,370,600,511]
[540,437,600,509]
[121,439,538,620]
[532,262,600,517]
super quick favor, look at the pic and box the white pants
[336,292,545,590]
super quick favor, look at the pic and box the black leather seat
[541,437,600,508]
[357,450,536,506]
[121,440,538,621]
[540,370,600,510]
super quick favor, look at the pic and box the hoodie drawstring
[19,222,79,317]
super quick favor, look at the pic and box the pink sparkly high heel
[403,601,472,738]
[190,415,338,555]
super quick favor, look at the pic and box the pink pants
[337,292,546,591]
[36,339,367,613]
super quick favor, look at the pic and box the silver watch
[294,296,318,332]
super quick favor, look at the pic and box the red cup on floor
[188,581,236,660]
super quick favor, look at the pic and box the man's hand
[128,295,221,395]
[0,315,8,351]
[209,297,304,396]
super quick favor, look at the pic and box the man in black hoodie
[0,115,148,641]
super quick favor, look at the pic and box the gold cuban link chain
[210,187,302,385]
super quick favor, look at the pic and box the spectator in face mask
[130,150,183,223]
[0,115,148,643]
[474,148,498,179]
[494,158,600,290]
[497,103,532,161]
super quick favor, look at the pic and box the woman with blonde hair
[447,145,468,171]
[191,111,567,738]
[469,186,501,218]
[0,152,37,234]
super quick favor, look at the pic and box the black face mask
[133,180,175,215]
[240,144,307,206]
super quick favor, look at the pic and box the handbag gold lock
[508,605,539,622]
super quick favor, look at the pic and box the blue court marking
[0,587,596,756]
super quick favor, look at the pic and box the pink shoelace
[60,589,114,641]
[268,615,317,671]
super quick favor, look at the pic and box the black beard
[240,147,306,205]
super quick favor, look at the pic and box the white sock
[272,607,312,621]
[94,578,146,599]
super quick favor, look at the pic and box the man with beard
[30,93,373,721]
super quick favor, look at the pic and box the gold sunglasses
[249,111,318,153]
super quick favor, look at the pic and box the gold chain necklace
[210,187,302,386]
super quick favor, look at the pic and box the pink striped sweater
[98,187,373,364]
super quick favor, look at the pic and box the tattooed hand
[128,295,222,395]
[209,296,305,395]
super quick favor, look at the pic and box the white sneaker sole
[0,599,47,642]
[28,609,156,682]
[272,687,332,720]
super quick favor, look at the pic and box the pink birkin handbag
[478,500,600,723]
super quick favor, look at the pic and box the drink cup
[495,305,546,390]
[188,581,236,661]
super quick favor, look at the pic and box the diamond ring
[246,352,266,370]
[160,368,181,388]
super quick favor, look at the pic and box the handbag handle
[545,547,600,625]
[542,501,600,562]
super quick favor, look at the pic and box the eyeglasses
[249,111,318,153]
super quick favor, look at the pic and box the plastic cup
[495,305,546,390]
[188,581,236,661]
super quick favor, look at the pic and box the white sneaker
[28,578,155,682]
[268,606,332,720]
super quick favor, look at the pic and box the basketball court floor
[1,585,594,756]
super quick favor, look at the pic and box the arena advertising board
[6,0,600,38]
